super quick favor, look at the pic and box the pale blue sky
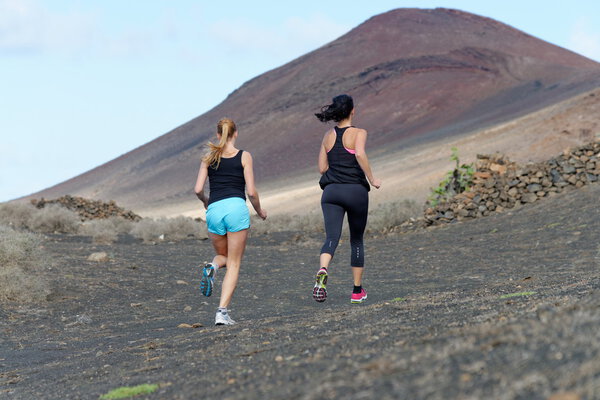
[2,0,600,202]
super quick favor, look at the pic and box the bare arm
[242,151,267,220]
[354,129,381,189]
[318,133,330,174]
[194,160,210,209]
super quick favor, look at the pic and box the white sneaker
[215,312,236,326]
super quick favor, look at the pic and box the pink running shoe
[312,268,328,303]
[351,288,367,304]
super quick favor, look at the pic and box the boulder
[88,252,109,262]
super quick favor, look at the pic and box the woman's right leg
[219,229,248,309]
[314,186,345,302]
[201,232,228,297]
[320,188,345,269]
[209,232,228,268]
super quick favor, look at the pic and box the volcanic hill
[28,8,600,216]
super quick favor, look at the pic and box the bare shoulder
[350,127,367,135]
[323,128,335,139]
[241,150,253,166]
[322,128,336,146]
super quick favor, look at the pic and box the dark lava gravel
[2,184,600,399]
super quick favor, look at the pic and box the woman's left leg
[346,186,368,289]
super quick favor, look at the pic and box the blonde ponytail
[203,118,237,168]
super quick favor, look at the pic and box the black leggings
[320,184,369,267]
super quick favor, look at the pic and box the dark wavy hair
[315,94,354,123]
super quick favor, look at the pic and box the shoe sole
[215,316,235,326]
[351,293,367,304]
[313,271,328,303]
[200,265,214,297]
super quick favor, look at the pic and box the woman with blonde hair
[194,118,267,325]
[313,94,381,304]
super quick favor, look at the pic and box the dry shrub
[130,219,158,243]
[79,219,119,244]
[0,202,38,229]
[249,200,419,235]
[367,199,421,233]
[130,216,207,243]
[0,225,50,303]
[0,202,81,233]
[78,217,133,244]
[28,204,80,233]
[250,211,323,235]
[164,216,207,240]
[107,216,133,234]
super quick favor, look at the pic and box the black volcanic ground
[3,182,600,399]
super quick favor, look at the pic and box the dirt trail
[2,184,600,399]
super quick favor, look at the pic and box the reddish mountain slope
[29,8,600,212]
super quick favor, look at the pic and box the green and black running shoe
[313,268,328,302]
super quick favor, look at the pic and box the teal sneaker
[200,263,217,297]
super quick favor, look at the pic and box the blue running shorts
[206,197,250,235]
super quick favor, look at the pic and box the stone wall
[31,195,141,221]
[424,140,600,225]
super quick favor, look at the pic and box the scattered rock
[130,303,143,307]
[76,314,92,324]
[176,280,189,285]
[178,323,203,329]
[183,305,192,312]
[521,193,538,203]
[88,252,109,262]
[547,393,581,400]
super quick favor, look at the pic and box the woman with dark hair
[194,118,267,325]
[313,94,381,304]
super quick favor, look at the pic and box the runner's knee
[321,236,340,256]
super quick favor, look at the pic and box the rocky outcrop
[31,195,141,222]
[425,140,600,225]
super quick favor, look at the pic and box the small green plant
[428,147,474,207]
[99,384,159,399]
[499,291,536,299]
[391,297,406,302]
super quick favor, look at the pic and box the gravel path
[2,184,600,399]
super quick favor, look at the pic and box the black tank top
[208,150,246,205]
[319,127,370,191]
